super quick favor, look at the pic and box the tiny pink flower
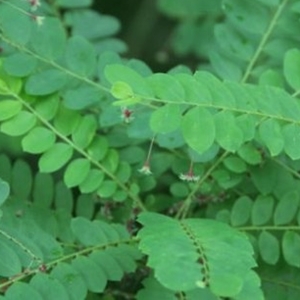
[35,16,45,26]
[29,0,41,11]
[139,162,152,175]
[179,172,200,182]
[31,14,45,26]
[179,161,199,182]
[121,107,134,123]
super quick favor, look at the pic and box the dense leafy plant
[0,0,300,299]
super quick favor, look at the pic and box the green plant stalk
[241,0,289,83]
[0,237,137,290]
[238,225,300,231]
[6,90,147,212]
[0,228,42,265]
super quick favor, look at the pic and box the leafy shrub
[0,0,300,299]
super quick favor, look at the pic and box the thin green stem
[145,135,155,163]
[2,33,300,126]
[238,225,300,231]
[273,158,300,180]
[241,0,289,83]
[0,237,136,290]
[0,34,110,95]
[261,276,300,291]
[0,228,42,264]
[0,0,32,17]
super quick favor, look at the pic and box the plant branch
[241,0,289,83]
[238,225,300,231]
[8,91,147,212]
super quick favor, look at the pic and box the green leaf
[5,282,43,300]
[112,190,128,202]
[274,191,299,225]
[33,173,54,208]
[181,107,215,154]
[170,182,189,198]
[22,127,56,154]
[71,217,107,246]
[111,81,133,99]
[138,212,258,296]
[63,86,102,110]
[195,71,235,108]
[232,271,264,300]
[55,181,73,213]
[214,24,254,61]
[223,0,268,34]
[25,69,68,96]
[251,195,274,225]
[236,115,256,142]
[30,273,69,300]
[105,64,154,97]
[175,73,212,105]
[115,162,131,183]
[112,96,141,107]
[3,53,37,77]
[282,231,300,267]
[1,111,36,136]
[214,111,243,152]
[87,136,109,161]
[258,231,279,265]
[210,50,243,81]
[258,119,284,156]
[102,149,119,173]
[137,277,178,300]
[51,263,87,300]
[65,9,120,39]
[71,115,97,149]
[0,179,9,206]
[56,0,92,8]
[0,100,22,121]
[0,2,32,45]
[71,256,106,293]
[282,123,300,160]
[11,159,32,199]
[210,273,242,298]
[147,73,185,102]
[223,156,247,173]
[238,144,262,165]
[79,169,104,193]
[250,161,278,195]
[158,0,221,17]
[64,158,91,188]
[150,104,181,134]
[0,240,22,276]
[34,95,59,121]
[54,106,80,136]
[89,251,123,281]
[39,143,74,173]
[97,180,117,198]
[30,17,67,60]
[284,48,300,91]
[230,196,252,226]
[66,35,96,76]
[75,194,94,219]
